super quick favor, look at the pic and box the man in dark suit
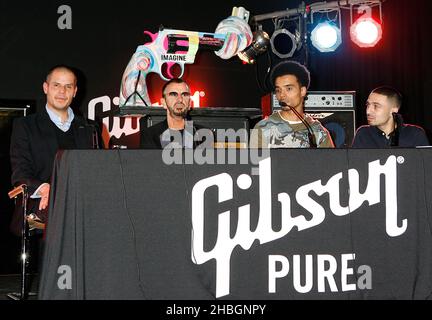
[9,65,101,234]
[140,78,208,149]
[351,86,429,148]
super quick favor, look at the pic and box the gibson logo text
[191,155,406,297]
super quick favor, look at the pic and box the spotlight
[311,22,341,52]
[350,17,382,48]
[349,3,383,48]
[237,29,270,64]
[270,28,299,59]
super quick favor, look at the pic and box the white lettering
[57,265,72,289]
[87,93,205,144]
[267,254,371,294]
[57,5,72,30]
[293,255,313,293]
[317,254,338,292]
[191,173,233,297]
[341,253,356,291]
[191,155,403,297]
[357,265,373,289]
[268,255,289,293]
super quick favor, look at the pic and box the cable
[391,113,400,147]
[343,147,361,299]
[410,149,430,299]
[280,104,317,147]
[264,50,273,92]
[254,52,271,94]
[419,150,432,248]
[298,112,317,148]
[116,149,147,298]
[182,151,217,299]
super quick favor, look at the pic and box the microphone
[279,101,317,148]
[81,120,100,149]
[391,112,400,147]
[90,123,100,149]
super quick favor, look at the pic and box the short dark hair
[270,60,311,89]
[46,64,77,83]
[371,86,402,110]
[162,78,189,97]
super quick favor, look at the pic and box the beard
[168,103,189,118]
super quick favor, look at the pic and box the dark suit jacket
[351,113,430,148]
[140,118,210,149]
[9,108,101,235]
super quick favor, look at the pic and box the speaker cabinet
[137,107,262,148]
[305,109,356,148]
[270,91,356,148]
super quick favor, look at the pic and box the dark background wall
[1,1,430,129]
[1,0,431,272]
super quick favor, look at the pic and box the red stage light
[350,17,382,48]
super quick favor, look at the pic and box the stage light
[350,17,382,47]
[311,22,341,52]
[250,0,385,53]
[238,29,270,64]
[270,27,300,59]
[349,2,383,48]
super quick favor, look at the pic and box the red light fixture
[350,17,382,48]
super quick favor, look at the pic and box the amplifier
[271,91,356,111]
[304,109,356,148]
[270,91,356,148]
[111,107,263,148]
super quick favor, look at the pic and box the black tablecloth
[39,149,432,299]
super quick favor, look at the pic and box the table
[39,149,432,299]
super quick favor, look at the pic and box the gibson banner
[39,148,432,299]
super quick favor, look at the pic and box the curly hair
[270,60,310,89]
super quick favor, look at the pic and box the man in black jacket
[140,78,208,149]
[9,65,101,234]
[352,86,429,148]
